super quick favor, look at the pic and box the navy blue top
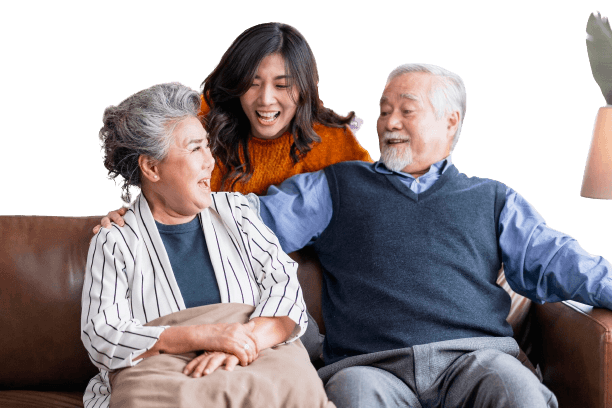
[156,216,221,308]
[312,161,512,363]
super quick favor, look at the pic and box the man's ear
[138,155,160,183]
[446,111,460,139]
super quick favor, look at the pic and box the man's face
[377,72,458,176]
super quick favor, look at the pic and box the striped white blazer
[80,192,307,408]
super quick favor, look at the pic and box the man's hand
[183,351,240,377]
[92,207,127,234]
[587,12,612,104]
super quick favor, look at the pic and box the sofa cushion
[0,390,83,407]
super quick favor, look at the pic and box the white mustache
[382,132,410,143]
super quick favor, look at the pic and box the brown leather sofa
[1,215,611,407]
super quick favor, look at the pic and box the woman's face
[240,53,299,140]
[148,117,215,224]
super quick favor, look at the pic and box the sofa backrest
[0,216,99,391]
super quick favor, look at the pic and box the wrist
[250,328,262,351]
[159,325,201,354]
[139,327,170,359]
[154,326,175,354]
[188,324,211,351]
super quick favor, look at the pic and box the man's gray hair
[387,63,466,149]
[100,82,201,202]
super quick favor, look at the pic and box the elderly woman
[81,83,329,408]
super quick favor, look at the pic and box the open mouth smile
[256,111,280,124]
[386,139,410,145]
[198,178,211,190]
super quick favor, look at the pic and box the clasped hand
[184,321,259,378]
[183,351,241,378]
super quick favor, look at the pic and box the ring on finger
[243,343,250,350]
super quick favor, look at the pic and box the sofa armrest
[533,300,612,408]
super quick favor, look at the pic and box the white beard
[380,132,412,172]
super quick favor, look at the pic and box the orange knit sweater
[199,98,373,195]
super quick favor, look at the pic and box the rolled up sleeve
[80,228,167,371]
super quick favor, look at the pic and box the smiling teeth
[257,111,280,122]
[257,111,278,117]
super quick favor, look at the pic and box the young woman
[95,22,371,225]
[202,22,372,195]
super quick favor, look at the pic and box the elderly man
[251,54,612,407]
[254,63,574,407]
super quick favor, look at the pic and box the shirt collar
[373,155,452,180]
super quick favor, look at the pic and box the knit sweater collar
[384,162,458,202]
[248,131,292,146]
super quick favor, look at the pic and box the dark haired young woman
[94,23,370,239]
[202,22,372,195]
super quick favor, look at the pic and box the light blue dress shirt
[252,157,612,309]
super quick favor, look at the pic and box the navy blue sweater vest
[314,161,513,364]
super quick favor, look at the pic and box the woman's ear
[138,155,160,183]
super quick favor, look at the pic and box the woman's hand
[247,316,295,351]
[194,321,259,365]
[183,351,240,377]
[92,207,128,234]
[142,320,260,366]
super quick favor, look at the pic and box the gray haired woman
[81,83,329,408]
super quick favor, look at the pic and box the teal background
[0,1,612,259]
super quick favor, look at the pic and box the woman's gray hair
[100,82,201,202]
[387,63,466,150]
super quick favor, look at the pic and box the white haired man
[253,49,612,405]
[253,62,572,407]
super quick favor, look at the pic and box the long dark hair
[202,22,355,190]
